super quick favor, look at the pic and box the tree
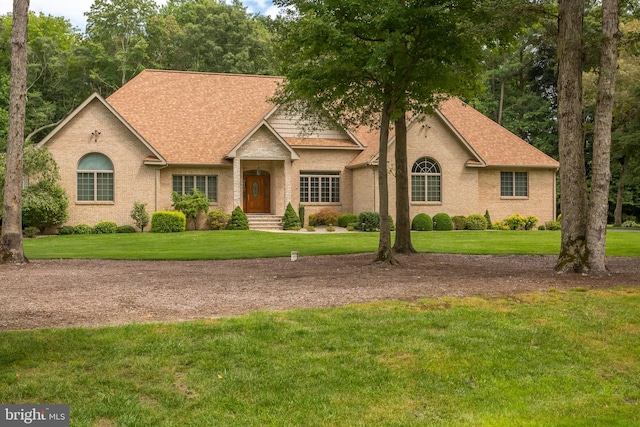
[1,0,29,264]
[273,0,509,263]
[130,201,150,232]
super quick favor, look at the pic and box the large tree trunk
[1,0,29,265]
[613,155,629,227]
[587,0,620,274]
[376,101,397,265]
[393,110,416,255]
[555,0,588,273]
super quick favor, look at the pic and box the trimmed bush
[466,214,488,230]
[73,224,93,235]
[151,211,186,233]
[58,225,75,235]
[228,206,249,230]
[412,213,433,231]
[282,202,301,230]
[358,211,380,232]
[485,210,493,230]
[309,208,340,226]
[544,220,561,230]
[93,221,117,234]
[116,225,136,233]
[23,226,40,238]
[338,213,358,228]
[432,213,453,231]
[208,209,231,230]
[451,215,467,230]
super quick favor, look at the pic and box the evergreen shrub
[338,214,358,228]
[358,211,380,232]
[208,209,231,230]
[466,214,488,230]
[432,213,453,231]
[228,206,249,230]
[411,213,433,231]
[116,225,136,233]
[451,215,466,230]
[58,225,75,235]
[23,226,40,238]
[484,210,493,229]
[282,202,301,230]
[93,221,117,234]
[73,224,93,235]
[151,211,186,233]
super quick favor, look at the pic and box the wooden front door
[243,172,270,213]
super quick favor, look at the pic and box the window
[300,172,340,203]
[77,153,114,202]
[501,171,528,197]
[172,175,217,202]
[411,157,441,202]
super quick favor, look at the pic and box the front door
[243,171,270,213]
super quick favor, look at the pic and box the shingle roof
[106,70,283,164]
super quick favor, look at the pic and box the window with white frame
[500,171,528,197]
[77,153,114,202]
[300,172,340,203]
[411,157,441,202]
[172,175,218,202]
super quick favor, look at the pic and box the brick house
[37,69,559,229]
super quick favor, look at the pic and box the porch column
[284,158,292,209]
[233,157,241,208]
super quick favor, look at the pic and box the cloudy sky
[0,0,280,32]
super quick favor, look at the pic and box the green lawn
[2,289,639,426]
[23,229,640,260]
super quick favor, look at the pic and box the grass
[1,289,639,426]
[23,229,640,260]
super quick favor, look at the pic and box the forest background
[1,0,639,225]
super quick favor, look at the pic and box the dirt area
[1,253,639,331]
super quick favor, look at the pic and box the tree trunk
[613,155,629,227]
[555,0,588,274]
[376,101,397,265]
[393,110,416,255]
[1,0,29,265]
[587,0,620,274]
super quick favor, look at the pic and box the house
[37,69,559,230]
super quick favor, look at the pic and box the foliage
[432,213,453,231]
[93,221,118,234]
[306,225,316,232]
[524,216,539,230]
[543,220,562,231]
[73,224,93,235]
[485,210,493,230]
[57,225,75,235]
[308,208,340,226]
[357,212,380,232]
[208,210,231,231]
[451,215,467,230]
[151,211,186,233]
[411,213,433,231]
[466,214,488,230]
[130,201,149,232]
[298,205,305,227]
[337,214,358,228]
[503,214,528,230]
[116,225,136,233]
[622,220,639,228]
[172,190,209,219]
[21,182,69,231]
[282,203,301,230]
[227,206,249,230]
[22,227,40,238]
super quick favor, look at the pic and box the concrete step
[247,214,283,231]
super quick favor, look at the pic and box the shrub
[358,211,380,232]
[621,220,639,228]
[93,221,117,234]
[493,221,510,231]
[346,225,355,231]
[116,225,136,233]
[298,205,305,227]
[282,203,301,230]
[227,206,249,230]
[544,220,562,230]
[389,215,395,231]
[524,216,538,230]
[538,225,546,231]
[23,226,40,238]
[432,213,453,231]
[466,214,488,230]
[208,209,231,230]
[306,225,316,232]
[73,224,93,235]
[411,213,433,231]
[485,210,493,230]
[130,201,150,232]
[172,190,209,230]
[21,183,69,231]
[151,211,186,233]
[58,225,75,235]
[451,215,467,230]
[338,213,358,228]
[503,214,527,230]
[310,208,340,226]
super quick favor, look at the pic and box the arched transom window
[411,157,441,202]
[77,153,114,202]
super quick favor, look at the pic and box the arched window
[411,157,441,202]
[77,153,114,202]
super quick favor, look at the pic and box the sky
[0,0,280,32]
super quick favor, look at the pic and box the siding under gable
[268,109,351,141]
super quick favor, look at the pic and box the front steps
[247,214,283,231]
